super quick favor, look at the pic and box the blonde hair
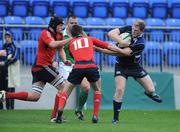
[134,19,146,31]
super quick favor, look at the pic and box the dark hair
[71,25,83,37]
[67,15,77,22]
[5,31,13,38]
[48,16,64,33]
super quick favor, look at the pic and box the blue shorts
[114,63,148,79]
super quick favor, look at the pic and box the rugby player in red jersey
[55,25,132,124]
[0,16,70,112]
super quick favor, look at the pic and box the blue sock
[113,100,122,121]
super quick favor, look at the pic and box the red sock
[93,91,102,117]
[6,92,28,101]
[51,92,60,118]
[58,92,68,110]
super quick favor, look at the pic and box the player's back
[68,36,96,68]
[69,36,94,62]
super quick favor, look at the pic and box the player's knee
[81,85,90,93]
[114,87,124,100]
[33,95,40,102]
[28,92,41,101]
[116,87,124,94]
[114,96,123,102]
[31,85,43,101]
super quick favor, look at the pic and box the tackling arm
[92,37,132,56]
[94,46,118,56]
[49,38,71,48]
[107,44,132,56]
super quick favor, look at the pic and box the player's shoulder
[41,29,48,34]
[84,36,97,42]
[40,29,51,37]
[120,25,132,30]
[119,26,132,34]
[85,36,94,40]
[137,34,145,43]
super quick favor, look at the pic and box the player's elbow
[107,31,113,38]
[49,41,56,48]
[107,28,119,38]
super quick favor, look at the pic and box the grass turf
[0,110,180,132]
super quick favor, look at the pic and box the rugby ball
[119,32,131,43]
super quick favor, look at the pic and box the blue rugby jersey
[116,26,145,66]
[2,42,19,66]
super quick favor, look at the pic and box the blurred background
[0,0,179,110]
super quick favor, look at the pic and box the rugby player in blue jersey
[98,20,162,124]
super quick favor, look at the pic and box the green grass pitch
[0,110,180,132]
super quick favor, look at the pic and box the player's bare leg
[137,75,162,103]
[75,78,90,120]
[0,81,45,102]
[112,76,126,124]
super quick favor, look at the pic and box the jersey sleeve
[136,41,145,53]
[119,26,132,34]
[130,38,145,55]
[90,37,109,49]
[41,30,55,45]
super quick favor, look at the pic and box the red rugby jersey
[68,36,108,68]
[35,29,63,66]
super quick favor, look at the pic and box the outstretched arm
[107,44,132,56]
[94,46,118,56]
[49,38,71,48]
[92,37,132,56]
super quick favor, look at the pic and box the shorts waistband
[75,60,94,64]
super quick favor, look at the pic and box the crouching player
[55,25,132,124]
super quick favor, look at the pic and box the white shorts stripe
[51,75,64,87]
[54,77,64,87]
[32,85,43,94]
[44,66,57,77]
[51,75,60,85]
[32,85,43,90]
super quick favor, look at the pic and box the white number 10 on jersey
[73,38,89,50]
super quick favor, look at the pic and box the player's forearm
[59,48,67,63]
[116,38,130,47]
[95,46,118,56]
[0,50,6,56]
[49,38,70,48]
[108,31,120,43]
[108,31,129,47]
[108,29,123,45]
[107,45,128,56]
